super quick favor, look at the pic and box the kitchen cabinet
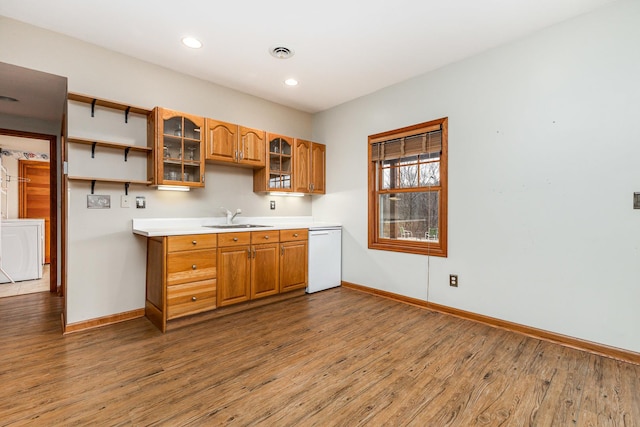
[253,133,293,192]
[279,229,308,292]
[293,139,326,194]
[145,234,217,332]
[250,230,280,299]
[148,107,205,187]
[205,118,265,168]
[217,230,280,307]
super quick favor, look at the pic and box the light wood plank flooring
[1,288,638,426]
[0,264,50,298]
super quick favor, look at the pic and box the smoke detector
[269,46,295,59]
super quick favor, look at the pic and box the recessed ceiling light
[284,78,299,87]
[181,37,202,49]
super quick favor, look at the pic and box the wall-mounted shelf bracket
[90,180,96,194]
[125,106,131,123]
[90,98,97,117]
[91,141,97,158]
[124,147,131,161]
[124,182,130,196]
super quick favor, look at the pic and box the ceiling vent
[269,46,294,59]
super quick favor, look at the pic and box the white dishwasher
[307,226,342,293]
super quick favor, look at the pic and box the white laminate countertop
[132,216,341,237]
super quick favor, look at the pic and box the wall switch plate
[634,192,640,209]
[121,195,131,208]
[449,274,458,287]
[136,196,146,209]
[270,200,276,210]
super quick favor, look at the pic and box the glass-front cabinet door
[267,134,293,191]
[152,108,204,187]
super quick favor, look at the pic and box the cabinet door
[205,119,238,163]
[280,240,308,292]
[217,246,251,307]
[293,139,311,193]
[251,243,280,299]
[153,107,204,187]
[310,143,326,194]
[260,133,292,192]
[239,126,265,167]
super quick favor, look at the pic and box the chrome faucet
[221,207,242,224]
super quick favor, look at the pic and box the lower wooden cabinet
[280,229,308,292]
[145,234,217,332]
[145,229,308,331]
[217,230,281,307]
[217,229,307,308]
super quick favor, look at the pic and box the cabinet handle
[310,183,314,192]
[281,246,284,256]
[247,248,251,258]
[192,264,197,270]
[240,137,245,160]
[264,235,269,239]
[233,237,238,242]
[192,240,197,245]
[253,248,256,258]
[191,296,197,302]
[293,233,299,237]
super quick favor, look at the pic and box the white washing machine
[0,219,44,283]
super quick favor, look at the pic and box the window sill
[369,240,447,257]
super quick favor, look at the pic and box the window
[368,117,447,256]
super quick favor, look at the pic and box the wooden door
[310,143,326,194]
[280,240,308,292]
[239,126,265,167]
[293,139,311,193]
[251,243,279,299]
[205,118,238,163]
[217,246,251,307]
[18,160,50,263]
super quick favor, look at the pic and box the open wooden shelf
[67,136,152,161]
[68,176,151,185]
[68,92,151,116]
[68,175,151,195]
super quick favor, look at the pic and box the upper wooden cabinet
[293,139,326,194]
[205,118,265,168]
[253,133,293,192]
[148,107,205,187]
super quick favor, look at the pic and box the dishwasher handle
[310,231,330,236]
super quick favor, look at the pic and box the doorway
[0,131,58,295]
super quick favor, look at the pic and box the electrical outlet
[120,195,131,208]
[449,274,458,287]
[270,200,276,210]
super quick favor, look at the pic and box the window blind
[371,127,442,161]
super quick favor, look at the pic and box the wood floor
[1,288,638,426]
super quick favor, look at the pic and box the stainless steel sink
[203,224,271,229]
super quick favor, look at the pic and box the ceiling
[0,0,617,114]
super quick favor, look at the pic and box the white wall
[312,0,640,353]
[0,17,314,324]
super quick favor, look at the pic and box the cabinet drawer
[167,279,216,319]
[280,228,308,242]
[218,232,251,247]
[251,230,280,244]
[167,234,217,252]
[167,249,216,286]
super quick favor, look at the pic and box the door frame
[0,129,59,294]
